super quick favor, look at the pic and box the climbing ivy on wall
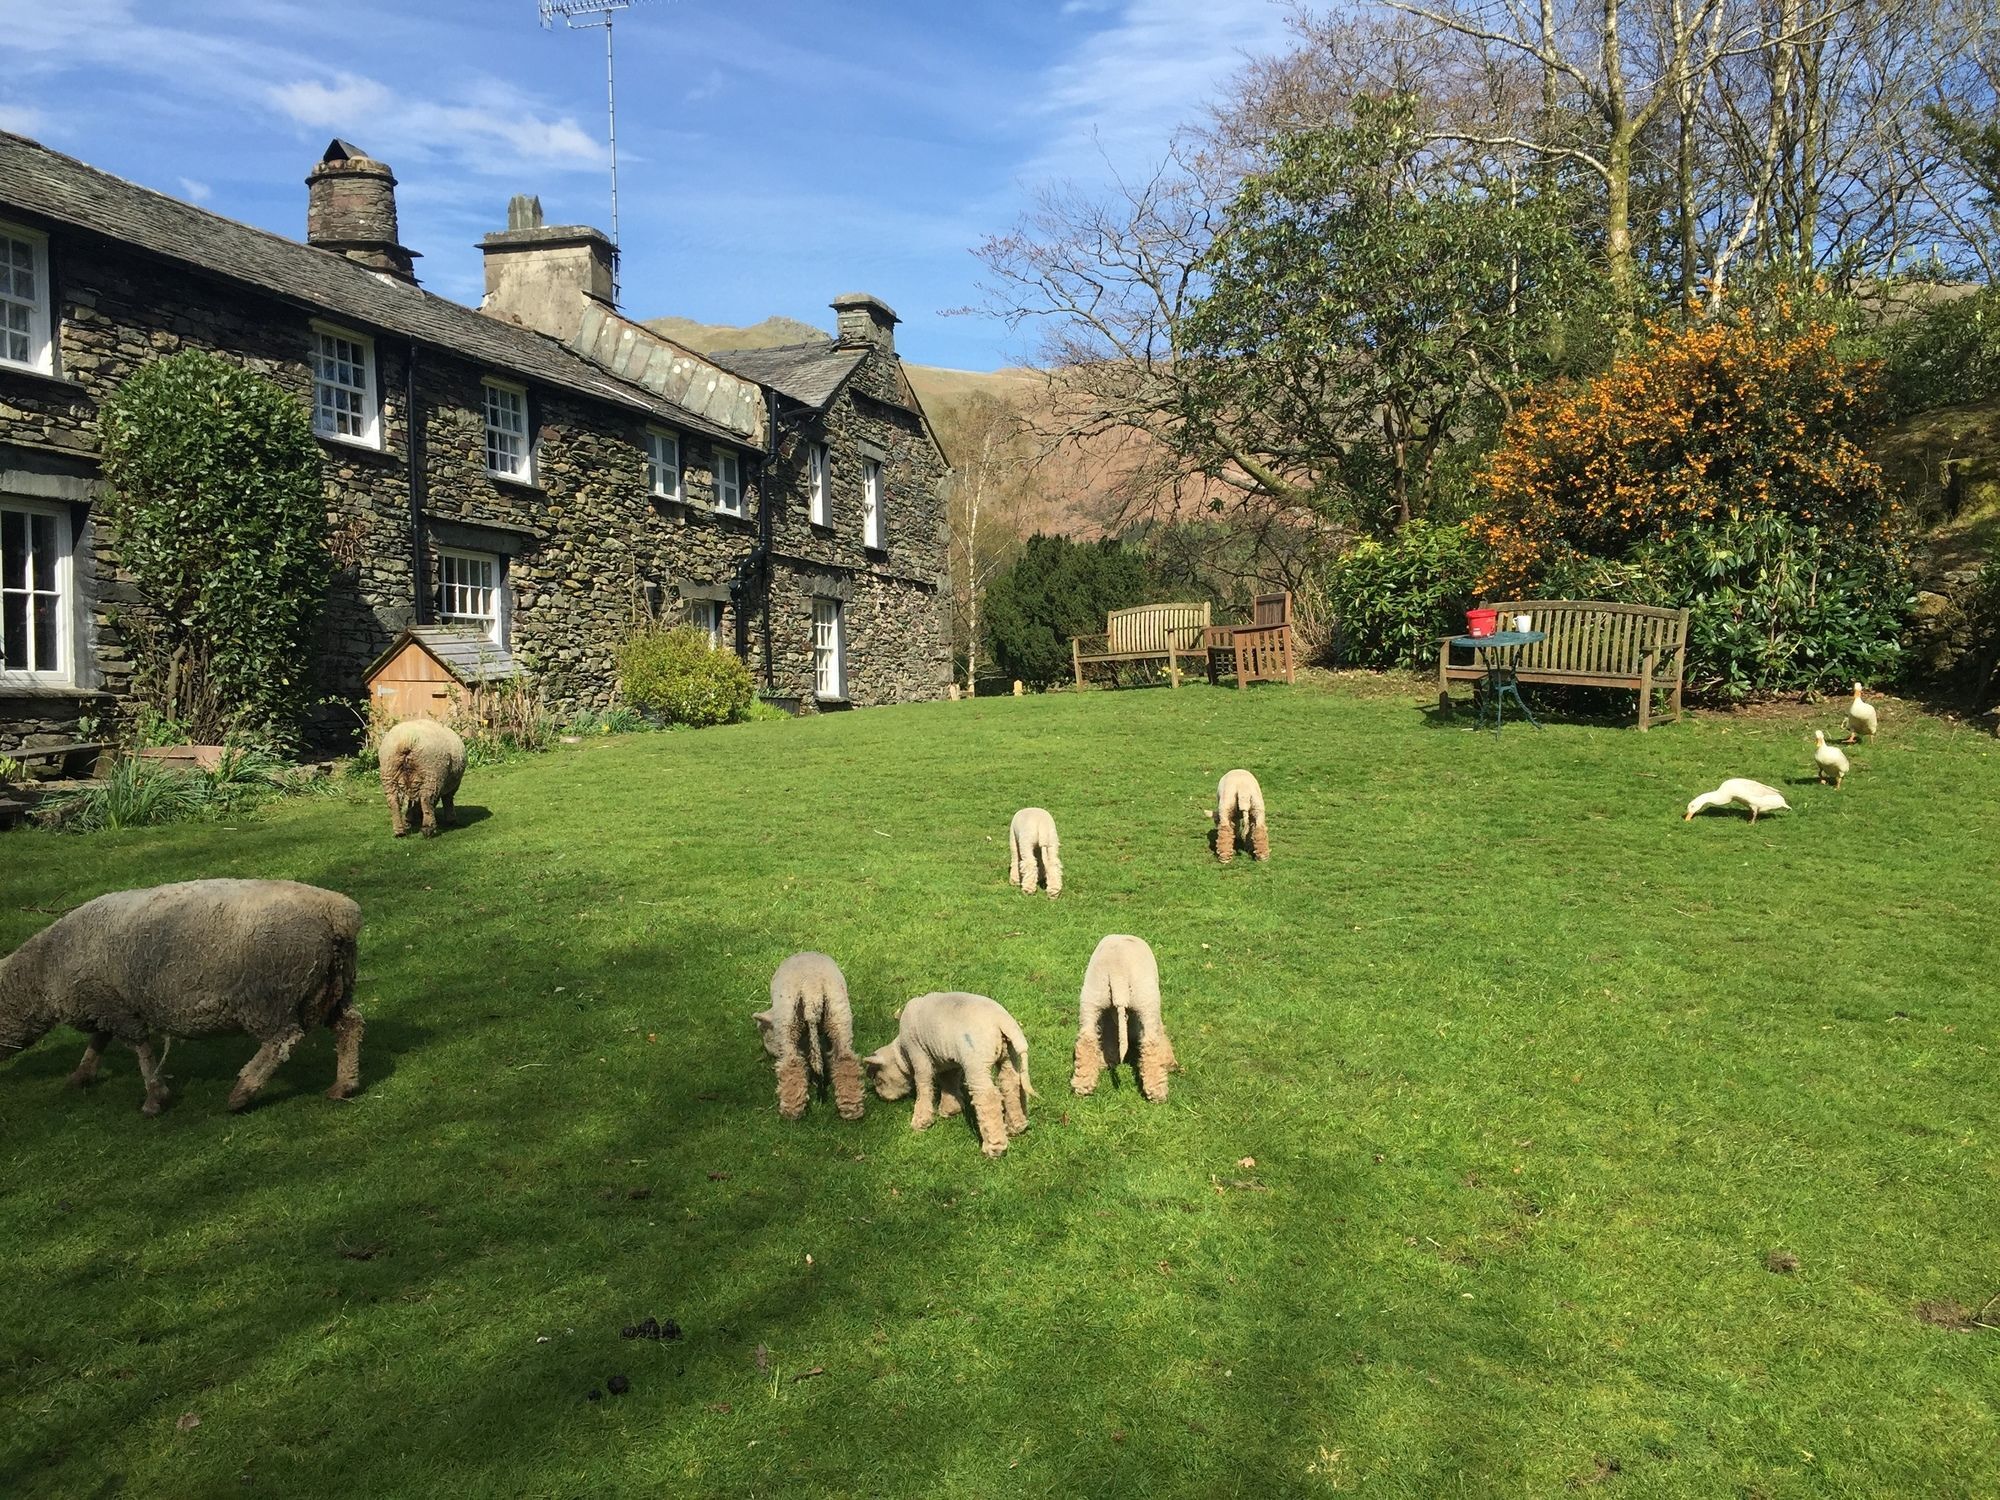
[99,349,328,744]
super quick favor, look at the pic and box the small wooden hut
[364,626,521,724]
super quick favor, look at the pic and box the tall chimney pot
[305,139,419,281]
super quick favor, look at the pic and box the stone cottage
[0,132,951,751]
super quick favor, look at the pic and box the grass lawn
[2,678,1996,1498]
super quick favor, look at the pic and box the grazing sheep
[1071,934,1177,1100]
[863,991,1034,1157]
[1008,807,1063,897]
[1213,769,1268,862]
[0,878,364,1115]
[754,952,866,1121]
[379,717,467,838]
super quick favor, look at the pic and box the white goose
[1846,683,1878,744]
[1814,730,1849,788]
[1684,778,1791,823]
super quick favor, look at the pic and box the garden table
[1447,631,1546,731]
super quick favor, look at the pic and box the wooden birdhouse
[363,626,521,724]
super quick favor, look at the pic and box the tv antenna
[539,0,656,294]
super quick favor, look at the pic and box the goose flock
[1684,683,1877,824]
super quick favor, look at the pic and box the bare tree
[941,392,1034,695]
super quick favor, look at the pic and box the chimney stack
[831,293,899,356]
[478,194,618,337]
[305,140,418,281]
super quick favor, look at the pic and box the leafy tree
[1316,520,1489,671]
[1184,96,1592,532]
[981,535,1153,689]
[99,350,328,743]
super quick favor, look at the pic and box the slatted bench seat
[1437,600,1688,730]
[1071,602,1212,689]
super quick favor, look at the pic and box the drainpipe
[405,341,429,624]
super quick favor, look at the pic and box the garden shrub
[617,624,754,726]
[1876,285,2000,421]
[1316,521,1487,670]
[98,349,328,745]
[1474,304,1910,697]
[981,534,1154,689]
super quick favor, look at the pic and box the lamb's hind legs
[775,1053,810,1120]
[69,1030,114,1088]
[829,1049,867,1121]
[966,1074,1012,1157]
[227,1025,304,1113]
[327,1008,364,1101]
[996,1058,1030,1137]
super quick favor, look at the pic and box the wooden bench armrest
[1070,632,1111,656]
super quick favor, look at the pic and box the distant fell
[642,314,827,353]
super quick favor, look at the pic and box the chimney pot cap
[830,292,900,324]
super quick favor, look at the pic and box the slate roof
[0,131,759,448]
[708,342,867,411]
[366,626,520,684]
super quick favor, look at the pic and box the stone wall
[0,231,951,747]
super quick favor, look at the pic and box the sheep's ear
[752,1010,774,1034]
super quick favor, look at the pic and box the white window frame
[688,597,722,650]
[310,322,380,449]
[862,457,884,549]
[482,378,532,482]
[812,596,845,700]
[714,449,743,517]
[0,223,53,375]
[646,428,682,503]
[438,546,506,647]
[0,496,74,685]
[809,442,830,527]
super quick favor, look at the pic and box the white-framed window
[482,379,532,481]
[809,442,830,527]
[862,458,884,549]
[812,596,845,700]
[439,547,505,646]
[646,429,681,502]
[714,449,743,517]
[688,597,722,649]
[310,323,379,447]
[1,497,73,683]
[0,224,53,375]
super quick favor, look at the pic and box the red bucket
[1465,608,1499,637]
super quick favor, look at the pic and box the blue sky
[3,0,1294,371]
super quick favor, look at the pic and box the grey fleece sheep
[864,991,1034,1157]
[1071,934,1177,1100]
[379,717,467,838]
[0,878,364,1115]
[1008,807,1063,897]
[755,951,866,1121]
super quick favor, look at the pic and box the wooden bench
[1205,592,1297,689]
[1071,602,1212,689]
[1437,600,1688,730]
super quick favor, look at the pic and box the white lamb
[863,991,1034,1157]
[1213,769,1268,862]
[754,952,865,1121]
[1071,934,1177,1101]
[378,717,467,838]
[1008,807,1063,897]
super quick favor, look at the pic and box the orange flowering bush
[1475,305,1891,586]
[1471,305,1911,697]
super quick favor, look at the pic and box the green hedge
[617,624,754,726]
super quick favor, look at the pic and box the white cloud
[267,71,608,173]
[1021,0,1293,182]
[0,103,47,137]
[177,176,212,202]
[683,68,725,108]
